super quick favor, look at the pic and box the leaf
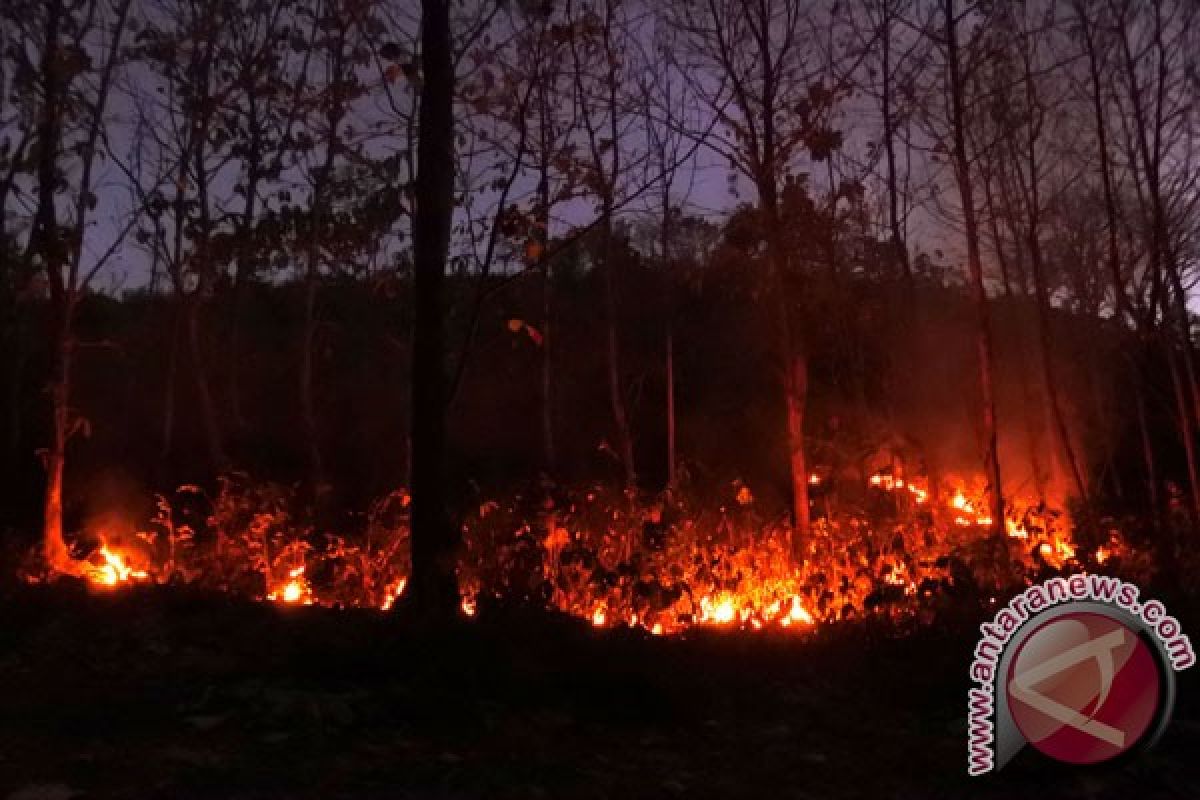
[506,319,543,347]
[524,239,544,264]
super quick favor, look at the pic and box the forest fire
[30,471,1115,637]
[268,566,315,606]
[83,542,150,589]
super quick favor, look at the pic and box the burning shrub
[26,471,1154,635]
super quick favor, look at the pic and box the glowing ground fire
[45,472,1112,636]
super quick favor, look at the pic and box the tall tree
[23,0,135,569]
[939,0,1005,536]
[407,0,459,618]
[670,0,843,547]
[566,0,639,489]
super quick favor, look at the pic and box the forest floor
[1,581,1199,800]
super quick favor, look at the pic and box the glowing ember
[786,595,814,626]
[268,566,313,605]
[379,577,408,611]
[703,595,738,625]
[42,472,1089,638]
[85,544,149,588]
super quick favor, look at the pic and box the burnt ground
[1,582,1198,800]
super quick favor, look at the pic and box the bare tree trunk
[540,261,555,474]
[786,346,811,541]
[300,251,323,489]
[536,157,555,474]
[666,327,677,488]
[407,0,459,619]
[1013,48,1089,504]
[945,0,1005,536]
[1133,374,1161,525]
[43,303,73,570]
[1075,0,1128,321]
[601,213,636,489]
[1164,337,1200,521]
[983,166,1047,503]
[661,185,676,491]
[763,199,811,545]
[186,297,228,471]
[880,1,911,288]
[228,93,265,433]
[161,300,181,462]
[31,0,71,570]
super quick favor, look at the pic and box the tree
[21,0,135,569]
[566,0,640,489]
[938,0,1005,537]
[669,0,843,548]
[407,0,459,619]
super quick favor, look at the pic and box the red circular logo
[1006,612,1163,765]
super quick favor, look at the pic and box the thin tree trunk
[407,0,459,619]
[1075,0,1127,321]
[186,297,228,471]
[1164,337,1200,521]
[540,262,555,473]
[786,346,811,542]
[300,254,323,488]
[43,302,73,570]
[665,325,676,492]
[1013,58,1089,504]
[536,154,555,473]
[601,213,636,489]
[880,2,911,288]
[983,166,1046,503]
[945,0,1005,537]
[32,0,71,570]
[1133,374,1161,525]
[661,183,676,491]
[161,300,181,462]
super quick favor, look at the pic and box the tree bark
[407,0,460,619]
[31,0,71,570]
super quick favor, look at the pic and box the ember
[84,543,149,589]
[30,470,1130,638]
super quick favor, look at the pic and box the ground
[1,582,1198,799]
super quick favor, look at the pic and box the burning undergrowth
[23,472,1149,634]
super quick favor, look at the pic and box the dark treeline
[0,217,1172,530]
[2,0,1199,612]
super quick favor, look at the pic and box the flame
[47,472,1088,638]
[85,544,149,588]
[379,577,408,611]
[786,595,814,626]
[268,566,313,606]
